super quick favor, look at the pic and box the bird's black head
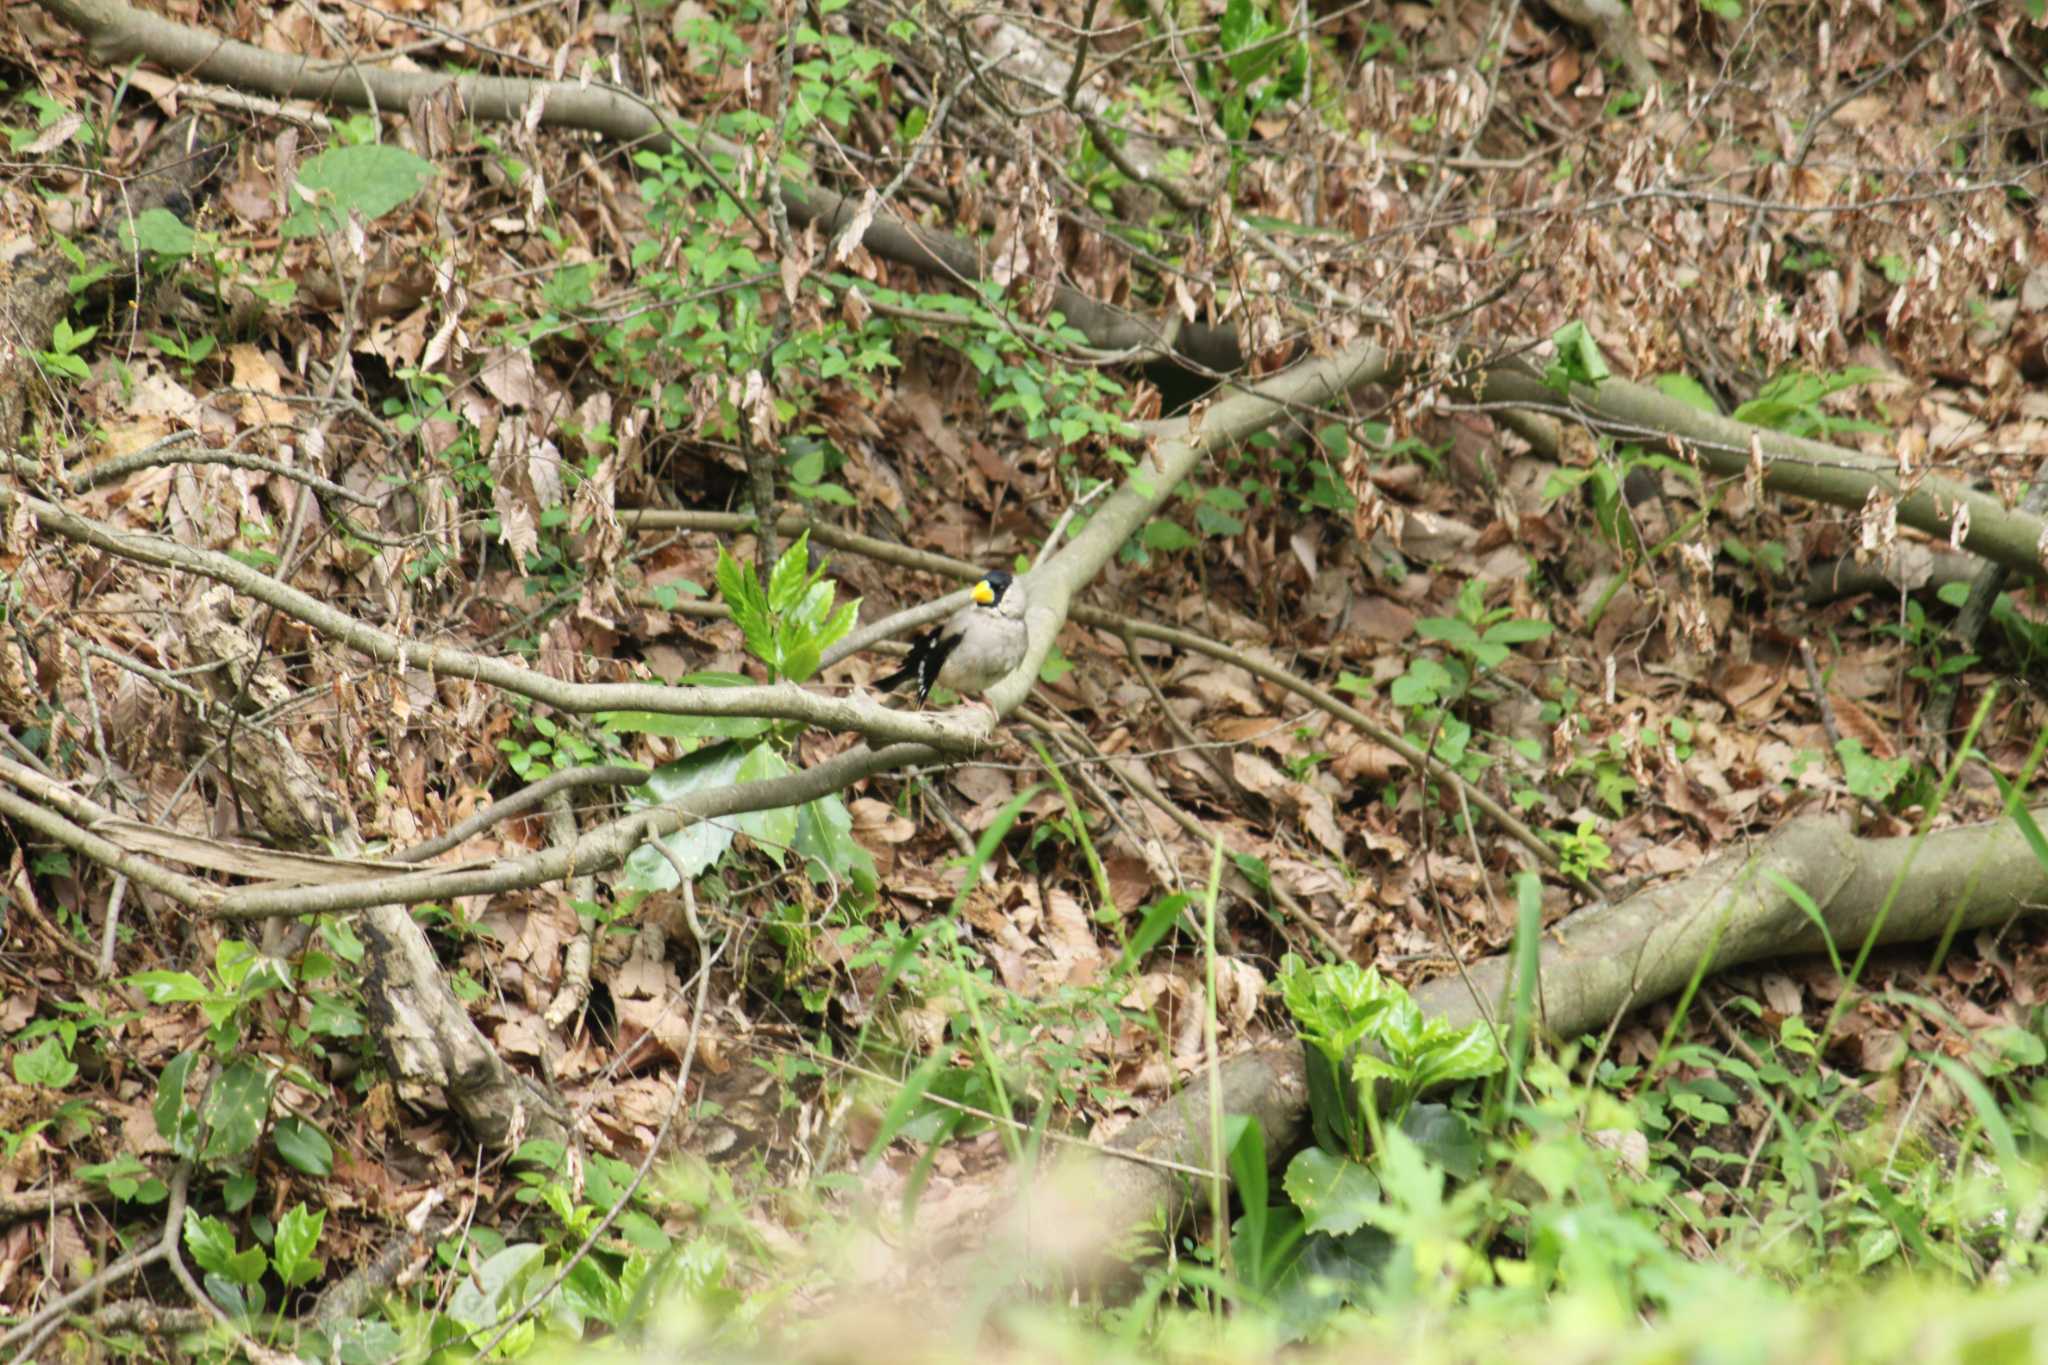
[972,570,1014,606]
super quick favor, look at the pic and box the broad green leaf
[447,1243,546,1326]
[203,1058,272,1160]
[13,1037,76,1088]
[1416,618,1481,651]
[184,1211,266,1286]
[120,207,198,257]
[623,746,747,889]
[794,793,876,894]
[1142,519,1200,552]
[1283,1147,1382,1236]
[733,744,797,864]
[1653,372,1720,414]
[1409,1023,1504,1090]
[273,1116,334,1176]
[282,144,436,239]
[128,970,209,1004]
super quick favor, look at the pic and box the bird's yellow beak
[972,579,996,605]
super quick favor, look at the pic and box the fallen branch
[1476,367,2048,585]
[964,804,2048,1290]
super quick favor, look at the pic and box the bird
[875,570,1029,704]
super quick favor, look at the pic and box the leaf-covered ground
[1,0,2047,1354]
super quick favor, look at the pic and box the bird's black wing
[877,624,965,701]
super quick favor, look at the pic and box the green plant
[182,1200,326,1325]
[499,710,605,780]
[34,317,96,382]
[1277,955,1502,1163]
[1193,0,1308,182]
[1542,319,1610,394]
[713,531,857,685]
[1409,578,1554,700]
[1732,366,1886,440]
[1560,728,1640,815]
[607,534,873,899]
[1385,578,1553,800]
[1548,817,1613,881]
[281,142,437,240]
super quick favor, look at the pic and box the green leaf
[1483,619,1553,646]
[1416,617,1481,651]
[203,1058,273,1161]
[1390,658,1454,707]
[13,1036,76,1088]
[120,207,199,258]
[1194,502,1244,537]
[272,1203,327,1288]
[1115,893,1189,978]
[1277,956,1398,1065]
[273,1117,334,1176]
[794,793,876,895]
[1652,372,1720,414]
[282,144,437,239]
[184,1210,266,1286]
[623,746,746,890]
[733,744,797,864]
[715,546,772,663]
[128,970,209,1004]
[767,531,813,613]
[1544,320,1610,392]
[1283,1147,1382,1236]
[1141,519,1200,552]
[1408,1021,1505,1090]
[448,1243,546,1327]
[155,1052,201,1155]
[1399,1103,1483,1180]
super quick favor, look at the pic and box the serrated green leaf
[768,532,813,613]
[272,1203,326,1288]
[185,1210,266,1285]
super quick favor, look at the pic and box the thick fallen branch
[967,805,2048,1290]
[1477,366,2048,585]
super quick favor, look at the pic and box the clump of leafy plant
[605,532,873,896]
[1191,958,1504,1333]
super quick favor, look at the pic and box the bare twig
[394,764,650,864]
